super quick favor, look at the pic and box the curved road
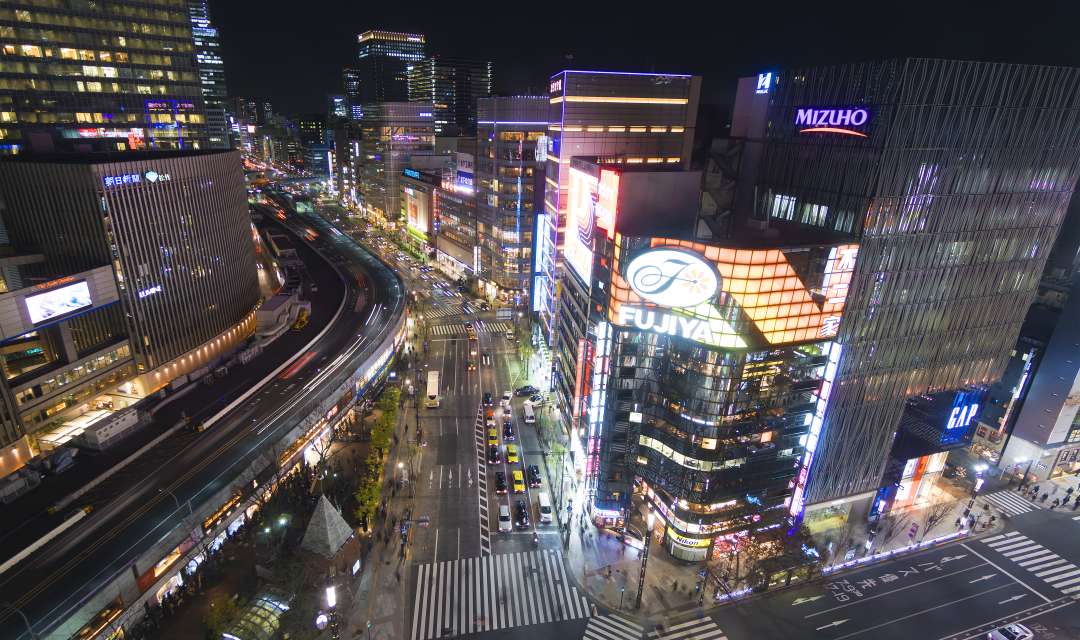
[0,199,406,640]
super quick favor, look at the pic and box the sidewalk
[341,383,416,640]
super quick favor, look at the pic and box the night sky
[213,1,1080,116]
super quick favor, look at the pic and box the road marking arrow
[998,595,1027,605]
[969,574,996,583]
[792,595,825,606]
[940,554,968,564]
[815,619,849,631]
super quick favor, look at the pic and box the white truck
[0,468,42,504]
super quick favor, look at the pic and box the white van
[537,492,553,524]
[498,504,513,532]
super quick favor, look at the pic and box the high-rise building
[359,102,434,222]
[0,0,208,153]
[328,94,349,120]
[542,70,701,437]
[716,60,1080,527]
[475,96,548,300]
[188,0,229,149]
[295,114,326,147]
[343,67,363,121]
[355,31,425,103]
[407,57,494,136]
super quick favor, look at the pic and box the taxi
[487,428,499,447]
[506,444,520,464]
[512,469,526,494]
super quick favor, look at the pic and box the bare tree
[881,513,912,546]
[920,499,955,541]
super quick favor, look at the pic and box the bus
[523,401,536,424]
[425,370,441,408]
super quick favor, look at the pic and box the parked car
[515,385,538,397]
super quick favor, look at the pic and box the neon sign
[616,305,746,349]
[625,248,718,308]
[755,72,773,94]
[946,403,979,430]
[795,107,869,138]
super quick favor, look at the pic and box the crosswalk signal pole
[635,511,656,610]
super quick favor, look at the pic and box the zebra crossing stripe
[982,530,1021,544]
[585,615,643,640]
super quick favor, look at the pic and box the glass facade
[0,0,207,153]
[742,59,1080,504]
[355,30,425,104]
[407,57,493,137]
[359,102,434,222]
[544,70,700,436]
[476,96,547,298]
[187,0,227,149]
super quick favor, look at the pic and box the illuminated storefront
[559,158,859,560]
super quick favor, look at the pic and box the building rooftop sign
[795,107,869,138]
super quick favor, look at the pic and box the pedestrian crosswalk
[982,490,1044,516]
[647,617,727,640]
[411,550,591,640]
[423,305,462,321]
[428,322,511,337]
[981,531,1080,594]
[584,613,643,640]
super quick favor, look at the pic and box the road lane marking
[998,594,1027,604]
[961,543,1051,602]
[968,574,996,583]
[833,583,1013,639]
[937,597,1075,640]
[816,619,849,631]
[980,530,1021,544]
[805,561,989,618]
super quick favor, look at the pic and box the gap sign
[795,107,870,138]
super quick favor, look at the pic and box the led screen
[564,168,598,287]
[404,186,430,238]
[25,281,92,324]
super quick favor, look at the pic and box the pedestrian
[1052,499,1060,509]
[1041,493,1049,502]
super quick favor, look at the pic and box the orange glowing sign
[609,239,859,347]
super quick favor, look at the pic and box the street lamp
[635,511,656,609]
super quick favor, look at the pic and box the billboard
[25,281,93,325]
[609,241,860,348]
[404,186,430,239]
[455,152,474,193]
[565,168,597,286]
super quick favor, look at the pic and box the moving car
[487,445,500,465]
[494,471,508,494]
[515,385,539,397]
[987,624,1032,640]
[479,301,490,311]
[514,499,530,529]
[483,392,493,407]
[487,428,499,446]
[538,492,553,523]
[529,394,545,405]
[506,444,520,464]
[498,504,512,532]
[503,421,515,441]
[527,465,541,488]
[482,352,492,366]
[501,390,512,408]
[512,470,526,493]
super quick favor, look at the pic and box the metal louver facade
[752,59,1080,503]
[0,150,260,371]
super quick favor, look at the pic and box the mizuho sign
[624,248,718,308]
[795,107,870,138]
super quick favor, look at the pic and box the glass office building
[475,96,547,300]
[0,0,207,153]
[355,30,425,103]
[187,0,228,149]
[359,102,435,223]
[722,59,1080,520]
[407,57,493,137]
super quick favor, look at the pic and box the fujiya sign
[625,248,718,309]
[795,107,869,138]
[615,305,746,349]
